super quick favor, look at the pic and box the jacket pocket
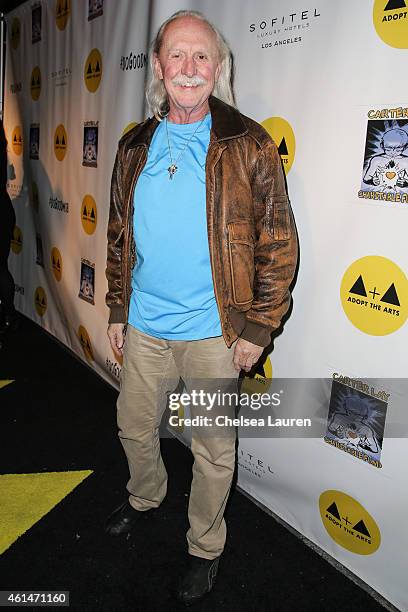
[268,195,292,241]
[227,220,255,305]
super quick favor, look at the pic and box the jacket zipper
[123,148,148,320]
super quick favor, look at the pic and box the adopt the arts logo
[84,49,102,92]
[30,67,41,101]
[324,374,389,468]
[11,126,23,156]
[319,490,381,555]
[358,106,408,205]
[56,0,71,31]
[261,117,295,174]
[248,5,321,49]
[78,325,94,362]
[373,0,408,48]
[34,287,47,316]
[241,355,273,395]
[340,256,407,335]
[81,195,97,234]
[51,247,62,282]
[11,226,22,254]
[54,124,68,161]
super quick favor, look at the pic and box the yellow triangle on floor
[0,470,93,555]
[0,380,14,390]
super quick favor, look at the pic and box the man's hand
[233,338,264,372]
[107,323,126,356]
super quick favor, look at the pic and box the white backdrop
[4,1,408,609]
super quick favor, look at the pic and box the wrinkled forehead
[160,16,218,55]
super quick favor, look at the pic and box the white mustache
[171,75,207,87]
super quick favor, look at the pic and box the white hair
[146,10,235,120]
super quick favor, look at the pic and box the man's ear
[153,53,163,80]
[215,61,222,82]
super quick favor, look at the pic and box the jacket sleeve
[240,139,298,346]
[105,145,127,324]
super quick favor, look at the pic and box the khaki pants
[117,324,239,560]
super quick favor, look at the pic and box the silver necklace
[165,115,206,179]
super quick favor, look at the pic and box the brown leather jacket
[106,96,298,347]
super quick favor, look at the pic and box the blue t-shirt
[128,113,222,340]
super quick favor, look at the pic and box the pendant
[168,164,178,179]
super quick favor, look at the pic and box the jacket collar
[125,95,247,149]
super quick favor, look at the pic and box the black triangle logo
[87,63,92,74]
[90,208,95,219]
[14,134,17,142]
[352,519,371,537]
[57,2,62,15]
[384,0,406,10]
[31,77,35,86]
[349,275,367,297]
[326,502,341,520]
[56,135,60,145]
[57,259,60,269]
[95,61,100,73]
[37,77,40,86]
[278,137,288,156]
[83,206,87,217]
[380,283,400,306]
[61,136,65,145]
[52,255,56,265]
[41,297,46,306]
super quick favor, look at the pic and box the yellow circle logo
[241,355,273,395]
[340,256,407,336]
[11,226,22,254]
[319,490,381,555]
[11,18,20,50]
[54,124,67,161]
[31,181,39,212]
[30,67,41,101]
[51,247,62,281]
[84,49,102,93]
[11,126,23,155]
[56,0,71,30]
[261,116,295,174]
[34,287,47,317]
[122,122,138,137]
[81,195,97,235]
[373,0,408,48]
[78,326,94,362]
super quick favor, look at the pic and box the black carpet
[0,316,386,611]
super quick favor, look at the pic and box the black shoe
[104,500,154,536]
[176,555,220,606]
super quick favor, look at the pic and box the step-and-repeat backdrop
[4,1,407,609]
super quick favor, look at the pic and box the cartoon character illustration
[327,395,379,454]
[83,127,98,165]
[89,0,103,11]
[80,265,94,300]
[363,128,408,194]
[30,132,39,158]
[83,142,96,162]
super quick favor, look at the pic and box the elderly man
[105,9,298,605]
